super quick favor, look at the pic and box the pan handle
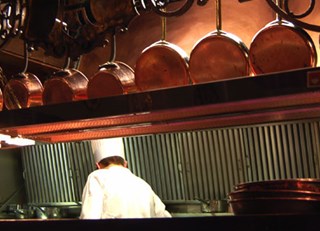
[215,0,222,31]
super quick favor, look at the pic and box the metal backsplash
[21,119,320,205]
[21,141,95,206]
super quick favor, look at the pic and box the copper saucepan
[42,57,88,105]
[87,33,137,99]
[3,43,43,110]
[189,0,251,84]
[0,88,3,111]
[248,0,317,75]
[0,68,5,111]
[134,13,191,91]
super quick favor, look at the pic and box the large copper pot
[189,0,251,84]
[248,0,317,75]
[134,15,191,91]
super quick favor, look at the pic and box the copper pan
[0,68,5,111]
[0,88,3,111]
[229,189,320,200]
[87,32,137,99]
[3,43,43,110]
[189,0,251,84]
[134,13,191,91]
[234,178,320,192]
[42,57,88,105]
[249,0,317,75]
[229,197,320,215]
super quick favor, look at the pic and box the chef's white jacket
[80,165,172,219]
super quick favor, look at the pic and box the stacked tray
[228,178,320,215]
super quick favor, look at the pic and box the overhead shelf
[0,66,319,145]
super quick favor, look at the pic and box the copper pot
[229,197,320,215]
[3,72,44,110]
[87,33,137,99]
[248,0,317,75]
[42,67,88,105]
[0,68,6,111]
[134,15,191,91]
[233,178,320,192]
[0,87,3,111]
[229,178,320,214]
[87,61,137,99]
[189,0,251,84]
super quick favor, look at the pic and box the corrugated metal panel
[67,141,95,201]
[22,142,93,205]
[124,134,184,200]
[178,128,247,201]
[22,142,92,205]
[244,121,320,181]
[126,120,320,202]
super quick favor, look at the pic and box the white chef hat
[91,137,125,163]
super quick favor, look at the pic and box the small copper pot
[3,72,44,110]
[0,87,3,111]
[42,68,88,105]
[87,61,137,99]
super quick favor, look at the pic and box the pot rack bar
[0,66,319,144]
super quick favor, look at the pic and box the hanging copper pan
[134,13,191,91]
[0,68,5,111]
[248,0,317,75]
[87,32,137,99]
[189,0,251,84]
[42,57,88,105]
[0,88,3,112]
[3,43,43,110]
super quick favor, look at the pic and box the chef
[80,137,172,219]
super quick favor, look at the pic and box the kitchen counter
[0,214,320,231]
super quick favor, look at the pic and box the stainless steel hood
[0,66,320,145]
